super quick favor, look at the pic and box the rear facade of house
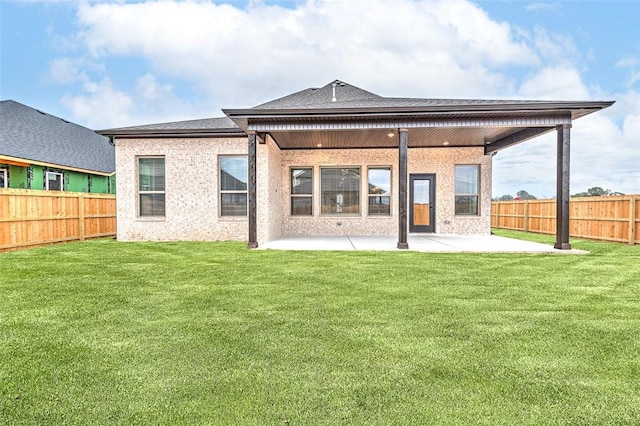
[100,80,612,249]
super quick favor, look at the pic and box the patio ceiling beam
[247,116,571,132]
[485,127,555,154]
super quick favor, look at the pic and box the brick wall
[115,137,492,242]
[257,135,283,243]
[279,146,492,237]
[115,137,247,242]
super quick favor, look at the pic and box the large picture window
[368,167,391,216]
[0,168,7,188]
[220,156,248,216]
[321,167,360,215]
[138,157,165,217]
[455,164,479,215]
[291,168,313,216]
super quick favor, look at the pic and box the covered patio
[258,234,588,253]
[224,80,614,251]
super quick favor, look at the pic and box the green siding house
[0,100,115,193]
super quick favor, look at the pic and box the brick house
[98,80,613,249]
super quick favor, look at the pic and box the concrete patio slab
[258,234,588,254]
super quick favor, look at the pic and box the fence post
[629,195,636,246]
[524,200,530,232]
[78,194,85,241]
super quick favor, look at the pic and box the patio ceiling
[226,102,612,153]
[267,126,540,150]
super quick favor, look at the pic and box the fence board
[492,195,640,245]
[0,188,116,252]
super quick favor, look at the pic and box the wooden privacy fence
[492,195,639,245]
[0,188,116,252]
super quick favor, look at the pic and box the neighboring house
[0,100,115,193]
[98,80,613,249]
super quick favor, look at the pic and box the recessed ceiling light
[387,132,395,138]
[443,141,450,146]
[317,143,323,148]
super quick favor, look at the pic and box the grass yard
[1,230,639,425]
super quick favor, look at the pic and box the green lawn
[1,231,639,425]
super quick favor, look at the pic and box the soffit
[269,126,531,150]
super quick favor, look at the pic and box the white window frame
[320,167,361,216]
[367,166,392,216]
[138,156,165,217]
[454,164,480,216]
[290,167,313,216]
[45,171,63,191]
[219,155,248,217]
[0,168,7,188]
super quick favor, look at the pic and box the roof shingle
[0,100,115,174]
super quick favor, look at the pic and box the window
[220,156,247,216]
[291,168,313,216]
[45,171,63,191]
[138,157,165,217]
[321,167,360,215]
[455,165,479,215]
[368,167,391,216]
[0,168,6,188]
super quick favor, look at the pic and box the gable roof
[227,79,612,116]
[222,80,614,152]
[0,100,115,174]
[98,79,614,154]
[255,80,382,109]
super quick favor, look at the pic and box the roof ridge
[254,79,383,109]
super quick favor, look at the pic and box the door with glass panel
[409,174,435,233]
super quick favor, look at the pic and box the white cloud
[48,0,637,195]
[71,0,537,106]
[494,86,640,197]
[518,66,590,100]
[48,57,88,85]
[60,73,205,128]
[532,28,579,65]
[61,77,134,128]
[616,56,638,68]
[525,2,562,12]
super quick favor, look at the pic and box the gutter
[96,128,245,139]
[222,101,615,118]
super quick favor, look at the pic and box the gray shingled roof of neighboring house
[0,100,115,174]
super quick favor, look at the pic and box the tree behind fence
[492,195,639,245]
[0,188,116,252]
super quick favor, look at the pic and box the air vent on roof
[35,109,47,115]
[332,80,346,102]
[60,118,70,123]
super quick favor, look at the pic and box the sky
[1,0,638,198]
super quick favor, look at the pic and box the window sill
[136,216,166,222]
